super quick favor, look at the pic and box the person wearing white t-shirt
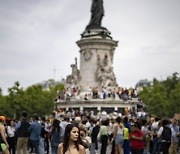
[151,117,160,154]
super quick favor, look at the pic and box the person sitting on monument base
[84,94,89,101]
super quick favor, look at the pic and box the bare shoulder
[0,124,3,128]
[0,124,4,131]
[114,123,118,128]
[79,145,85,154]
[57,143,63,154]
[58,143,63,148]
[79,144,84,149]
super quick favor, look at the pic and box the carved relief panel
[82,50,93,62]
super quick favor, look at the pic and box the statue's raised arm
[86,0,104,30]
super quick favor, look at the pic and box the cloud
[0,0,180,94]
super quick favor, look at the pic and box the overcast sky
[0,0,180,94]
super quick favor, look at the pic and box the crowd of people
[55,86,138,102]
[0,108,179,154]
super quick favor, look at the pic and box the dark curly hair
[63,123,81,154]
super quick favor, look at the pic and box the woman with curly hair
[57,124,85,154]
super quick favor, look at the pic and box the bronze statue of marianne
[86,0,104,30]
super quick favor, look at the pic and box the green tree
[168,82,180,116]
[1,81,64,119]
[139,73,180,118]
[0,93,7,116]
[6,81,25,118]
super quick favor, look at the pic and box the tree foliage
[0,81,64,119]
[139,73,180,118]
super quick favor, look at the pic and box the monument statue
[56,1,139,117]
[86,0,104,30]
[95,54,116,87]
[66,58,80,86]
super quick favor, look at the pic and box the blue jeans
[39,137,45,154]
[30,139,40,154]
[90,143,96,154]
[123,139,130,154]
[152,137,158,154]
[51,147,58,154]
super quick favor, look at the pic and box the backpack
[161,126,172,141]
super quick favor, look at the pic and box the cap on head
[0,116,6,122]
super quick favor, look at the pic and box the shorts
[115,134,124,145]
[0,143,6,152]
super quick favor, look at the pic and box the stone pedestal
[55,99,139,114]
[76,29,118,94]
